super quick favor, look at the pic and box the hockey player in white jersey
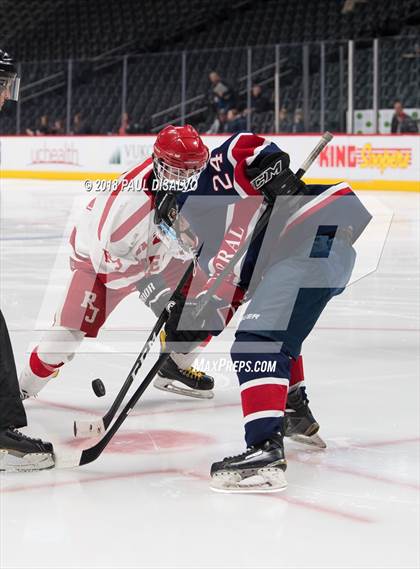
[19,126,214,401]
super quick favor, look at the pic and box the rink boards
[0,133,419,191]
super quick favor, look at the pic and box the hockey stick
[73,253,198,438]
[57,132,333,468]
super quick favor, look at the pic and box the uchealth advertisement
[0,134,418,191]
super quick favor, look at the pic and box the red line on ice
[355,436,420,448]
[32,398,241,417]
[265,494,374,524]
[30,398,99,416]
[310,462,419,491]
[184,471,375,523]
[289,437,420,492]
[1,468,182,494]
[1,468,373,523]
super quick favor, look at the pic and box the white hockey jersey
[69,158,187,291]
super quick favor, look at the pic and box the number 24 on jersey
[210,153,233,192]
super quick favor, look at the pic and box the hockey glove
[164,296,210,353]
[246,151,306,205]
[164,283,244,352]
[136,273,184,317]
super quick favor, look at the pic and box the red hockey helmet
[153,124,209,190]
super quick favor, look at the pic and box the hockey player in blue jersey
[151,125,372,492]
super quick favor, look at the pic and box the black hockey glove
[136,273,184,317]
[246,151,306,205]
[164,296,210,353]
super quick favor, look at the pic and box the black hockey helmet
[0,49,20,101]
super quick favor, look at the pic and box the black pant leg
[0,309,27,429]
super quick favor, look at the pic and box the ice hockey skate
[284,386,326,449]
[210,434,287,493]
[154,355,214,399]
[0,428,54,472]
[153,330,214,399]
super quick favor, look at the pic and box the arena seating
[0,0,419,134]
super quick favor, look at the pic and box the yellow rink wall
[0,134,419,191]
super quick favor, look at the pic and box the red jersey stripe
[110,199,153,243]
[97,157,153,240]
[230,134,266,197]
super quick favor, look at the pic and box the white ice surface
[0,179,419,569]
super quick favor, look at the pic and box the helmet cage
[153,156,205,192]
[0,73,20,101]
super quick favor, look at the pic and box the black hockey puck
[92,378,106,397]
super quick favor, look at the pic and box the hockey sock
[19,327,85,396]
[19,348,63,397]
[30,347,63,378]
[289,355,305,392]
[231,333,290,448]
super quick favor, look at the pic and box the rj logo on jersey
[81,291,100,324]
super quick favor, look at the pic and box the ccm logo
[251,159,283,190]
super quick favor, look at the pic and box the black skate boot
[154,356,214,399]
[0,427,54,472]
[210,434,287,493]
[284,386,326,448]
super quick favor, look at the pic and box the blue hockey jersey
[177,132,372,296]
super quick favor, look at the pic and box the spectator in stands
[250,84,270,113]
[292,108,305,133]
[224,108,246,134]
[37,115,51,135]
[276,106,291,133]
[50,119,64,135]
[72,112,92,135]
[207,110,227,134]
[208,71,236,114]
[391,100,418,133]
[25,114,51,136]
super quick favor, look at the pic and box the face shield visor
[0,73,20,101]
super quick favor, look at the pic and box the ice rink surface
[0,179,419,569]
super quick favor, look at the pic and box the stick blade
[53,448,83,469]
[54,445,102,469]
[79,438,108,466]
[73,418,105,438]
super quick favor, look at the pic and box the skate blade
[290,433,327,449]
[154,377,214,400]
[0,450,55,472]
[210,468,287,494]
